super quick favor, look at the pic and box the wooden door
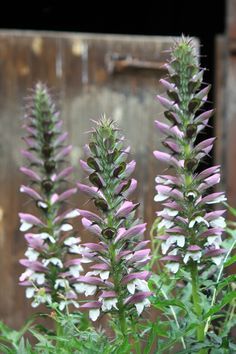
[0,30,193,327]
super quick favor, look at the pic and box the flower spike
[75,117,151,328]
[19,83,81,310]
[154,38,227,272]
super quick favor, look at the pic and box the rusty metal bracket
[106,53,166,74]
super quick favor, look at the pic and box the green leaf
[0,343,13,354]
[217,274,236,291]
[204,291,236,319]
[224,255,236,268]
[152,298,187,312]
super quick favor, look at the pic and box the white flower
[59,300,79,311]
[26,287,35,298]
[54,279,69,289]
[210,217,226,229]
[158,208,178,217]
[100,298,118,311]
[69,264,83,277]
[168,248,178,256]
[30,272,45,285]
[127,279,149,295]
[37,201,48,209]
[189,216,209,228]
[25,248,39,261]
[161,241,171,255]
[73,283,97,296]
[135,298,150,316]
[166,262,180,273]
[167,235,185,248]
[158,219,174,230]
[20,221,32,232]
[60,223,73,232]
[206,235,222,249]
[212,256,224,266]
[31,293,52,308]
[183,251,202,264]
[206,195,227,205]
[100,271,110,280]
[20,269,33,282]
[155,176,172,185]
[38,232,56,243]
[161,236,185,255]
[43,258,63,268]
[89,308,100,321]
[69,245,84,255]
[64,210,80,218]
[154,193,169,202]
[64,237,80,246]
[80,256,93,263]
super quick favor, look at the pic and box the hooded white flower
[69,264,83,277]
[20,221,33,232]
[189,216,209,228]
[30,272,45,285]
[99,298,118,311]
[43,257,63,268]
[73,283,97,296]
[135,298,150,316]
[183,251,202,264]
[157,219,174,230]
[165,262,180,273]
[54,278,69,289]
[89,308,100,321]
[25,248,39,261]
[161,235,185,255]
[212,255,224,266]
[26,287,35,299]
[127,279,150,295]
[209,217,226,229]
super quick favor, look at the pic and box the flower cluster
[19,83,81,310]
[76,118,151,324]
[154,38,227,273]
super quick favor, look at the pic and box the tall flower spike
[154,38,227,274]
[19,83,81,310]
[76,117,151,329]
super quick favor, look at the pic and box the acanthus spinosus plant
[153,37,229,348]
[0,37,234,354]
[19,83,82,311]
[76,117,152,331]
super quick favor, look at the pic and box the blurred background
[0,0,232,328]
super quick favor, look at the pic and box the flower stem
[161,288,186,349]
[190,263,206,354]
[204,238,236,335]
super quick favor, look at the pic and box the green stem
[161,288,186,349]
[109,243,128,338]
[204,238,236,335]
[190,263,206,354]
[55,319,62,349]
[119,309,127,335]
